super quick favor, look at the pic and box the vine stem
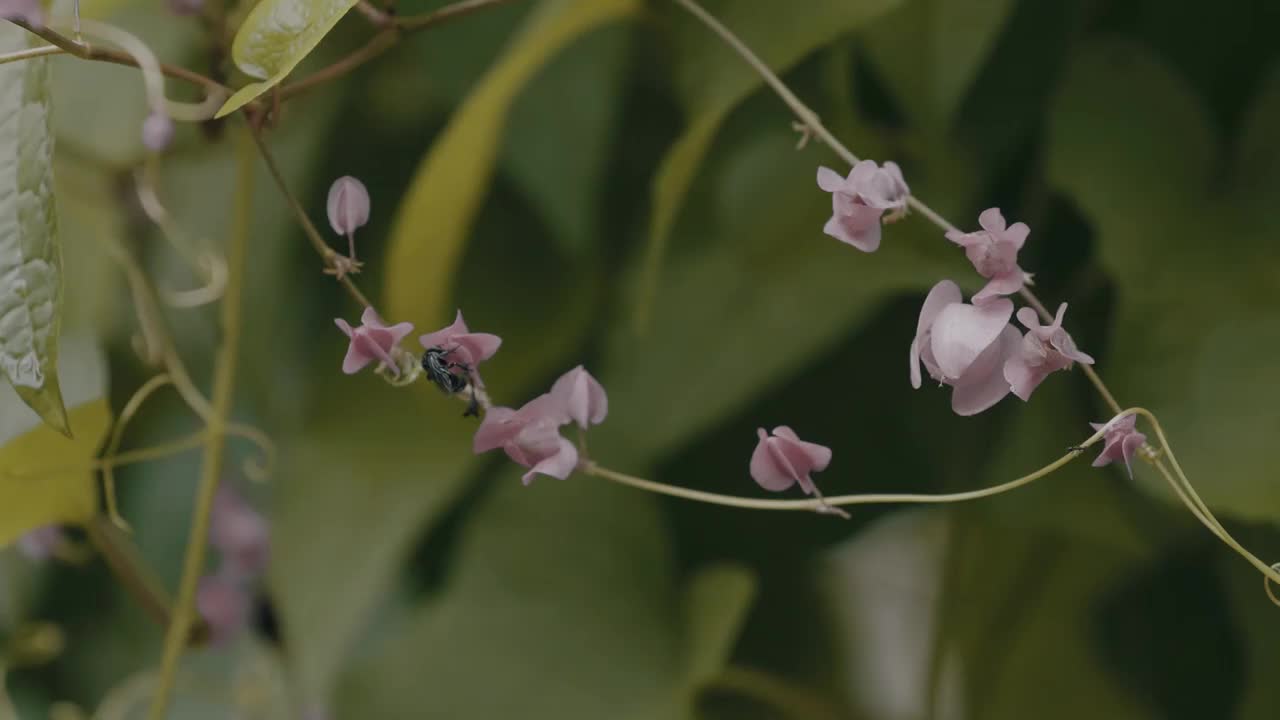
[0,44,62,64]
[248,127,374,309]
[669,0,1123,417]
[146,124,252,720]
[580,417,1110,512]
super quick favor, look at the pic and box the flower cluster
[196,484,270,644]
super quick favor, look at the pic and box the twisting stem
[248,126,374,308]
[146,125,252,720]
[100,374,175,530]
[0,44,62,65]
[277,0,524,101]
[670,0,1125,416]
[580,418,1108,512]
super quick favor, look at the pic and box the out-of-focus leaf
[682,564,756,688]
[269,381,477,704]
[384,0,638,334]
[0,400,107,547]
[635,0,905,329]
[337,474,755,719]
[1047,42,1280,521]
[863,0,1019,130]
[823,510,1150,720]
[216,0,361,117]
[502,24,631,256]
[1224,549,1280,720]
[599,112,967,466]
[53,160,122,335]
[0,23,66,435]
[90,636,291,720]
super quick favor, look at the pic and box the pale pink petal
[972,271,1025,303]
[823,204,884,252]
[341,343,372,374]
[457,332,503,365]
[929,299,1014,380]
[909,338,924,389]
[418,310,469,350]
[750,429,797,492]
[978,207,1006,233]
[1004,222,1030,249]
[473,407,520,453]
[951,325,1020,415]
[197,574,249,645]
[550,366,607,428]
[385,321,415,345]
[334,318,354,338]
[772,426,832,473]
[327,176,370,237]
[916,280,963,338]
[817,166,845,192]
[521,437,579,485]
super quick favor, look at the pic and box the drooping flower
[326,176,370,238]
[910,280,1022,416]
[334,307,414,376]
[945,208,1033,303]
[1003,304,1094,401]
[196,573,250,645]
[418,310,502,369]
[17,525,65,561]
[209,485,269,581]
[1089,414,1147,479]
[816,160,910,252]
[1,0,42,25]
[473,394,578,485]
[750,426,832,495]
[549,365,607,429]
[141,112,174,152]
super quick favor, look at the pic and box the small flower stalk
[325,176,370,279]
[750,427,847,518]
[816,160,910,252]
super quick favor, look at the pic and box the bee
[421,346,480,417]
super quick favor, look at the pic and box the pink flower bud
[197,574,249,645]
[210,485,269,581]
[910,280,1022,416]
[945,208,1033,303]
[1003,304,1094,401]
[816,160,910,252]
[549,365,607,429]
[750,427,831,495]
[1089,414,1147,478]
[326,176,370,237]
[141,112,174,152]
[335,307,414,376]
[474,394,578,485]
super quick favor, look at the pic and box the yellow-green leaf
[0,399,109,546]
[0,22,67,434]
[384,0,638,333]
[215,0,360,117]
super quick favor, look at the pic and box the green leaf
[634,0,906,329]
[215,0,361,117]
[336,474,755,720]
[822,511,1150,719]
[1047,41,1280,521]
[384,0,639,333]
[269,383,478,703]
[501,24,631,256]
[0,23,67,435]
[862,0,1019,130]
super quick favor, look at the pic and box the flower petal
[749,429,796,492]
[816,166,845,192]
[521,437,579,485]
[978,207,1006,233]
[951,325,1020,415]
[930,299,1014,380]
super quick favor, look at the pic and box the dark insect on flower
[422,346,479,417]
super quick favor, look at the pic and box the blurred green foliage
[2,0,1280,718]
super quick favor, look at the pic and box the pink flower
[549,365,607,429]
[816,160,910,252]
[1,0,42,25]
[945,208,1033,303]
[750,427,831,495]
[141,112,174,152]
[910,280,1022,416]
[418,310,502,369]
[326,176,370,238]
[1089,414,1147,478]
[197,574,249,645]
[17,525,64,561]
[210,485,269,581]
[1003,304,1094,401]
[334,307,414,376]
[474,394,578,485]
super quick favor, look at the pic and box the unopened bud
[326,176,370,237]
